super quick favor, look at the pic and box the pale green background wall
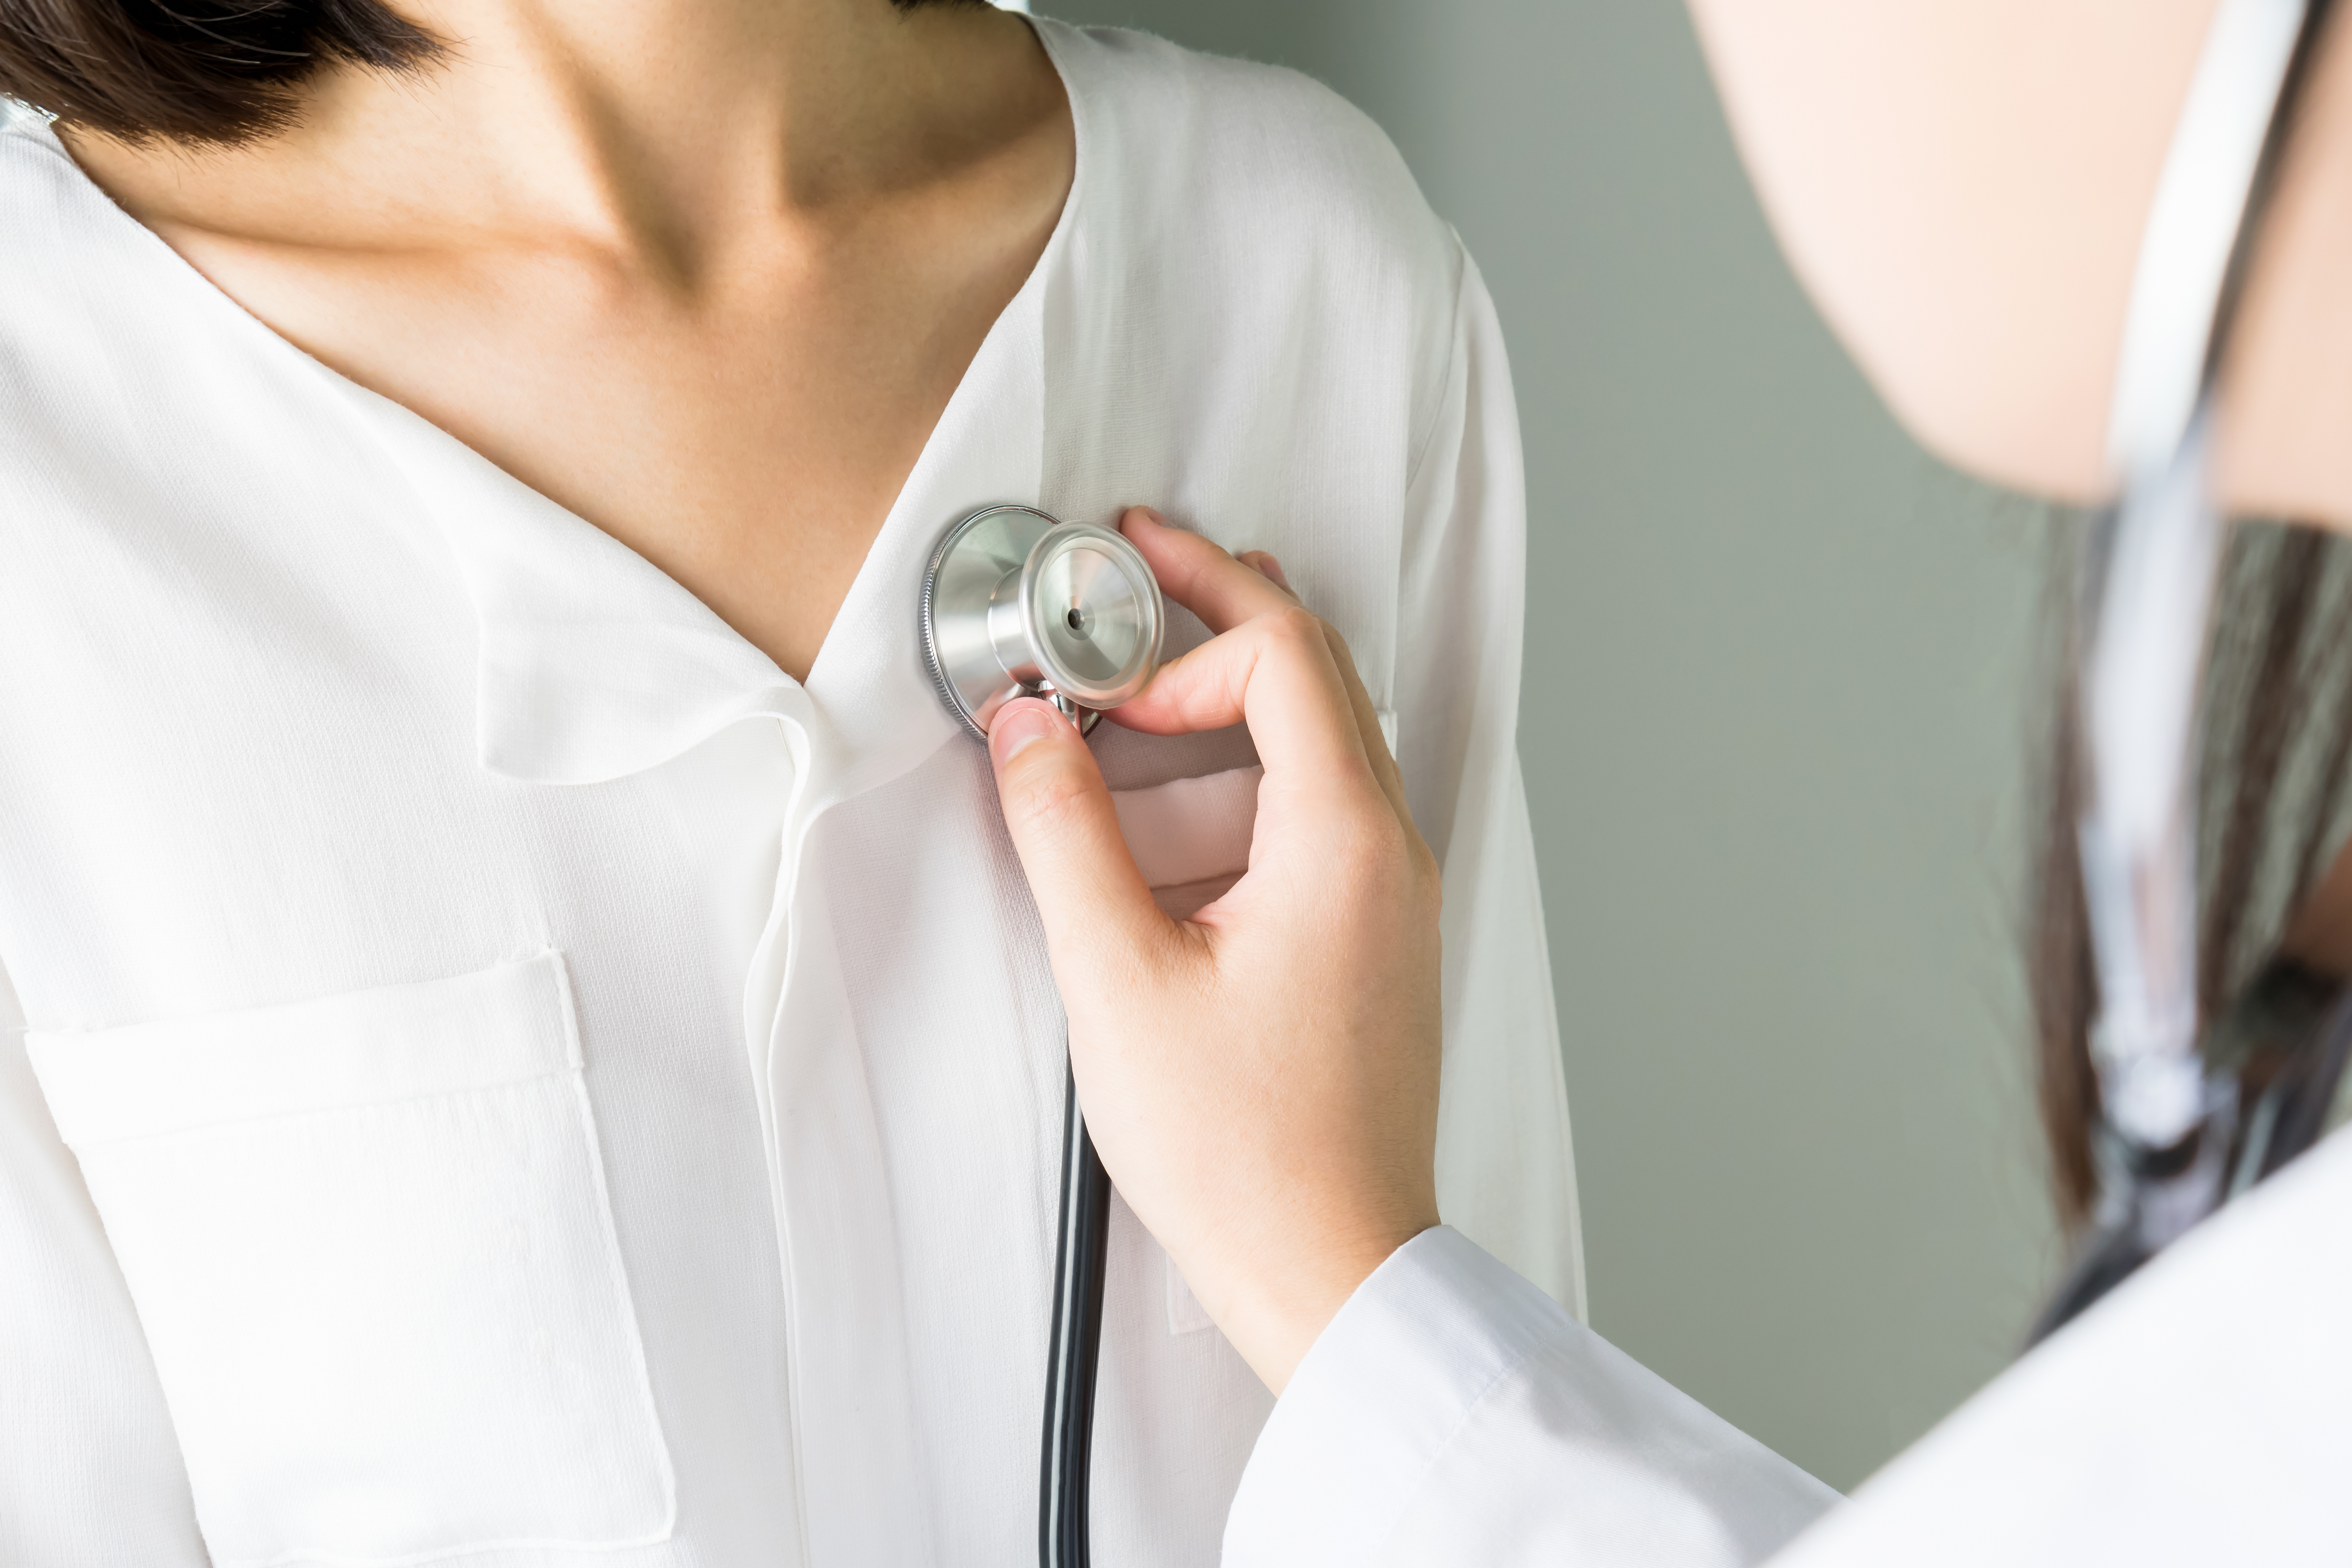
[1043,0,2062,1491]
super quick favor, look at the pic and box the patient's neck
[62,0,1043,286]
[53,0,1072,686]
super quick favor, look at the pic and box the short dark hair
[1,0,969,146]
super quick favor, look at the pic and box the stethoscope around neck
[2034,0,2347,1339]
[920,503,1165,1568]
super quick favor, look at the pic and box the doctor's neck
[55,0,1052,285]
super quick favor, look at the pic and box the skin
[991,1,2352,1390]
[1683,0,2352,529]
[1684,0,2352,964]
[65,0,1072,684]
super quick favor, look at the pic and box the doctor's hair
[2032,519,2352,1225]
[0,0,977,145]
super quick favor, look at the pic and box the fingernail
[1126,506,1164,530]
[1260,553,1293,591]
[992,701,1064,762]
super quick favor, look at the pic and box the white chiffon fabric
[0,20,1579,1568]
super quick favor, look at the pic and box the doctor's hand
[986,506,1441,1394]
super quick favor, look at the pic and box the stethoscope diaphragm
[920,505,1165,741]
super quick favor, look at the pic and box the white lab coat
[1228,1125,2352,1566]
[0,22,1581,1568]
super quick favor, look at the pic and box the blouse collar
[328,265,1046,801]
[318,22,1083,804]
[5,18,1085,808]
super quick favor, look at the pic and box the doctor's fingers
[1236,550,1294,594]
[1112,612,1417,848]
[987,697,1185,974]
[1120,508,1408,823]
[1116,510,1411,828]
[1120,507,1293,632]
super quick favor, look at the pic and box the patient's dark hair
[2031,519,2352,1225]
[0,0,971,145]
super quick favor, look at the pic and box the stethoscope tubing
[1040,1054,1111,1568]
[2035,0,2339,1343]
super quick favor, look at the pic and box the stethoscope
[2034,0,2348,1340]
[919,504,1165,1568]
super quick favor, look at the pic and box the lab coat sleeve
[1390,245,1584,1317]
[1763,1125,2352,1568]
[0,962,209,1564]
[1224,1227,1838,1566]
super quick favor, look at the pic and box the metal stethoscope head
[920,505,1166,741]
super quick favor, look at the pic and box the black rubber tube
[1040,1060,1110,1568]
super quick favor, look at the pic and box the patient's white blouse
[0,20,1579,1568]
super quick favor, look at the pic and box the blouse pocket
[24,951,674,1567]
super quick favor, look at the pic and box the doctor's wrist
[1206,1212,1441,1396]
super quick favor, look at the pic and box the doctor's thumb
[987,698,1168,965]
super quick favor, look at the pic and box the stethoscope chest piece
[922,505,1165,741]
